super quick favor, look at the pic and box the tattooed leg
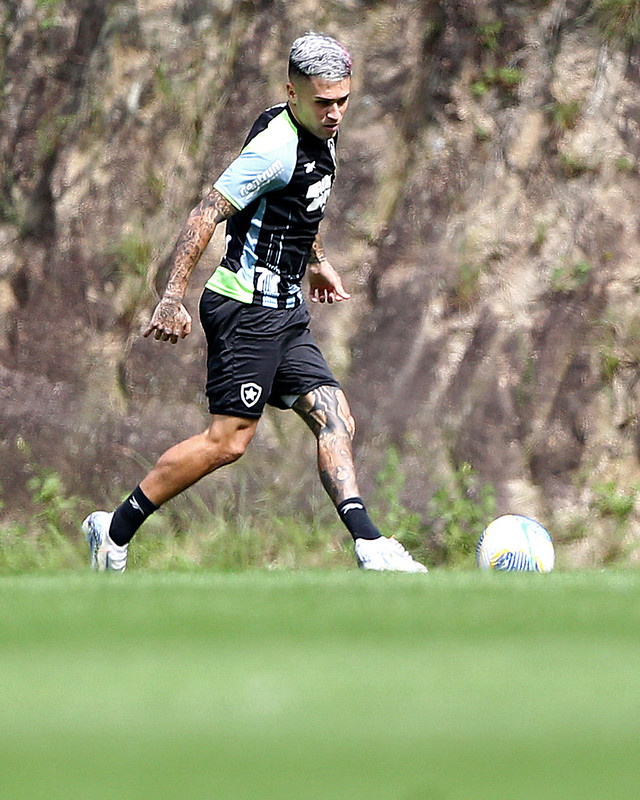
[293,386,359,506]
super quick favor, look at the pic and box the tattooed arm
[143,189,237,344]
[307,232,351,304]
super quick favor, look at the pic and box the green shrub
[0,469,85,572]
[109,231,154,278]
[615,155,635,172]
[472,66,524,97]
[548,99,583,132]
[550,259,591,293]
[476,20,503,52]
[594,0,640,47]
[591,481,638,522]
[599,349,620,383]
[429,463,495,567]
[371,447,423,543]
[590,479,639,564]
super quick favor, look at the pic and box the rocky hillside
[3,0,640,566]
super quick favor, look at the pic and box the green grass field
[1,568,639,799]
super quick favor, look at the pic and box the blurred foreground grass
[1,569,639,799]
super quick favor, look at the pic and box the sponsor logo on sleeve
[239,159,285,198]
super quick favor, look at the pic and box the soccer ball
[476,514,555,572]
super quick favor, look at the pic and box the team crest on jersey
[240,382,262,408]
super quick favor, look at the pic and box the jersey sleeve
[214,113,298,210]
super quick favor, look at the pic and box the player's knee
[217,434,253,467]
[203,420,256,468]
[221,436,250,465]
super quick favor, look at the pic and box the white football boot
[355,536,428,573]
[82,511,128,572]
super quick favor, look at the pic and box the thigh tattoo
[293,386,355,439]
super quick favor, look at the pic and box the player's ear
[286,82,296,104]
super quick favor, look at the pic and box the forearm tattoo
[308,234,327,265]
[164,189,236,301]
[293,386,359,505]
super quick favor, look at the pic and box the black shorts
[199,289,340,419]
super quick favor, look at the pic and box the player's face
[287,75,351,140]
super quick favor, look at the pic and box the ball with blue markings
[476,514,555,572]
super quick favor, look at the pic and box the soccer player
[83,32,427,574]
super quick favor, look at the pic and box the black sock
[337,497,381,542]
[109,486,158,546]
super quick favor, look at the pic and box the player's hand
[308,259,351,304]
[143,297,192,344]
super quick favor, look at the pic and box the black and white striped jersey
[206,104,337,309]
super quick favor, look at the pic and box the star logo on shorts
[240,382,262,408]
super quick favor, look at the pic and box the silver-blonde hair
[288,32,352,81]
